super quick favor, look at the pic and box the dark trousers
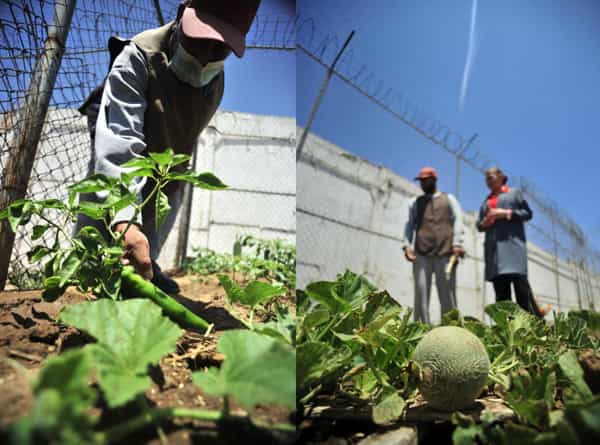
[491,274,542,317]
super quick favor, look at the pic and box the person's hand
[480,214,495,228]
[452,246,465,258]
[488,208,509,220]
[114,222,153,280]
[403,246,416,262]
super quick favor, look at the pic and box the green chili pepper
[120,265,211,332]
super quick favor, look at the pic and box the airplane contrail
[459,0,478,112]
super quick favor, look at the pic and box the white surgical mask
[168,43,224,88]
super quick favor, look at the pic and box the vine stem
[97,406,293,444]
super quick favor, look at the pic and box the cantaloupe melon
[412,326,490,411]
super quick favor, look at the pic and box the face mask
[168,43,224,88]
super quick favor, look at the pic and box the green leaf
[98,186,137,215]
[167,171,228,190]
[68,173,116,193]
[233,239,242,257]
[0,207,8,220]
[218,274,246,304]
[564,396,600,440]
[253,305,295,345]
[76,225,107,250]
[42,276,67,302]
[373,391,405,424]
[7,199,35,232]
[218,275,285,309]
[353,369,378,399]
[171,153,191,167]
[243,281,286,307]
[59,299,183,407]
[121,156,156,169]
[485,301,536,331]
[302,308,330,332]
[505,369,555,428]
[306,281,350,312]
[149,149,174,166]
[558,350,593,402]
[28,245,52,262]
[11,348,99,445]
[39,199,66,210]
[121,168,155,185]
[155,190,171,230]
[451,416,485,445]
[76,201,107,220]
[32,224,49,240]
[58,250,84,288]
[193,330,295,409]
[297,341,352,398]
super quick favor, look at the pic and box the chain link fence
[0,0,295,289]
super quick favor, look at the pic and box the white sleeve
[93,43,148,225]
[403,196,418,248]
[447,193,465,247]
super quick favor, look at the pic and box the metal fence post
[550,219,561,310]
[0,0,77,290]
[151,0,165,26]
[296,31,355,161]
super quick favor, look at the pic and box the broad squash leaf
[59,299,183,407]
[193,330,295,409]
[218,275,285,309]
[10,349,99,445]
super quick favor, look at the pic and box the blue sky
[297,0,600,255]
[0,0,295,117]
[222,0,295,116]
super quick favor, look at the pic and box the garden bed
[0,271,295,445]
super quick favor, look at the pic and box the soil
[0,271,296,445]
[579,348,600,395]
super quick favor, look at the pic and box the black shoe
[151,260,180,295]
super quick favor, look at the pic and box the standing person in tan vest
[403,167,465,323]
[74,0,261,293]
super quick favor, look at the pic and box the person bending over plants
[74,0,261,293]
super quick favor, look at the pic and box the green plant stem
[115,179,162,244]
[315,315,340,342]
[38,212,71,241]
[225,300,252,330]
[365,349,385,386]
[98,405,293,444]
[222,395,230,417]
[248,309,255,329]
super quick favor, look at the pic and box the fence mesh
[0,0,295,289]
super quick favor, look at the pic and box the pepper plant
[0,149,226,330]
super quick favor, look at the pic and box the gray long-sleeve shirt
[75,42,182,259]
[94,42,149,226]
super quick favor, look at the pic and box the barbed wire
[295,14,599,270]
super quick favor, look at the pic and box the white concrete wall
[5,109,295,280]
[158,110,296,267]
[297,131,600,322]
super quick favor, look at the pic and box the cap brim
[181,7,245,57]
[414,175,436,180]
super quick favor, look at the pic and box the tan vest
[414,193,454,256]
[131,22,224,164]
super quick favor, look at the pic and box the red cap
[414,167,438,180]
[181,0,261,58]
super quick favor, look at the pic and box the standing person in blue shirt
[74,0,261,294]
[403,167,465,323]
